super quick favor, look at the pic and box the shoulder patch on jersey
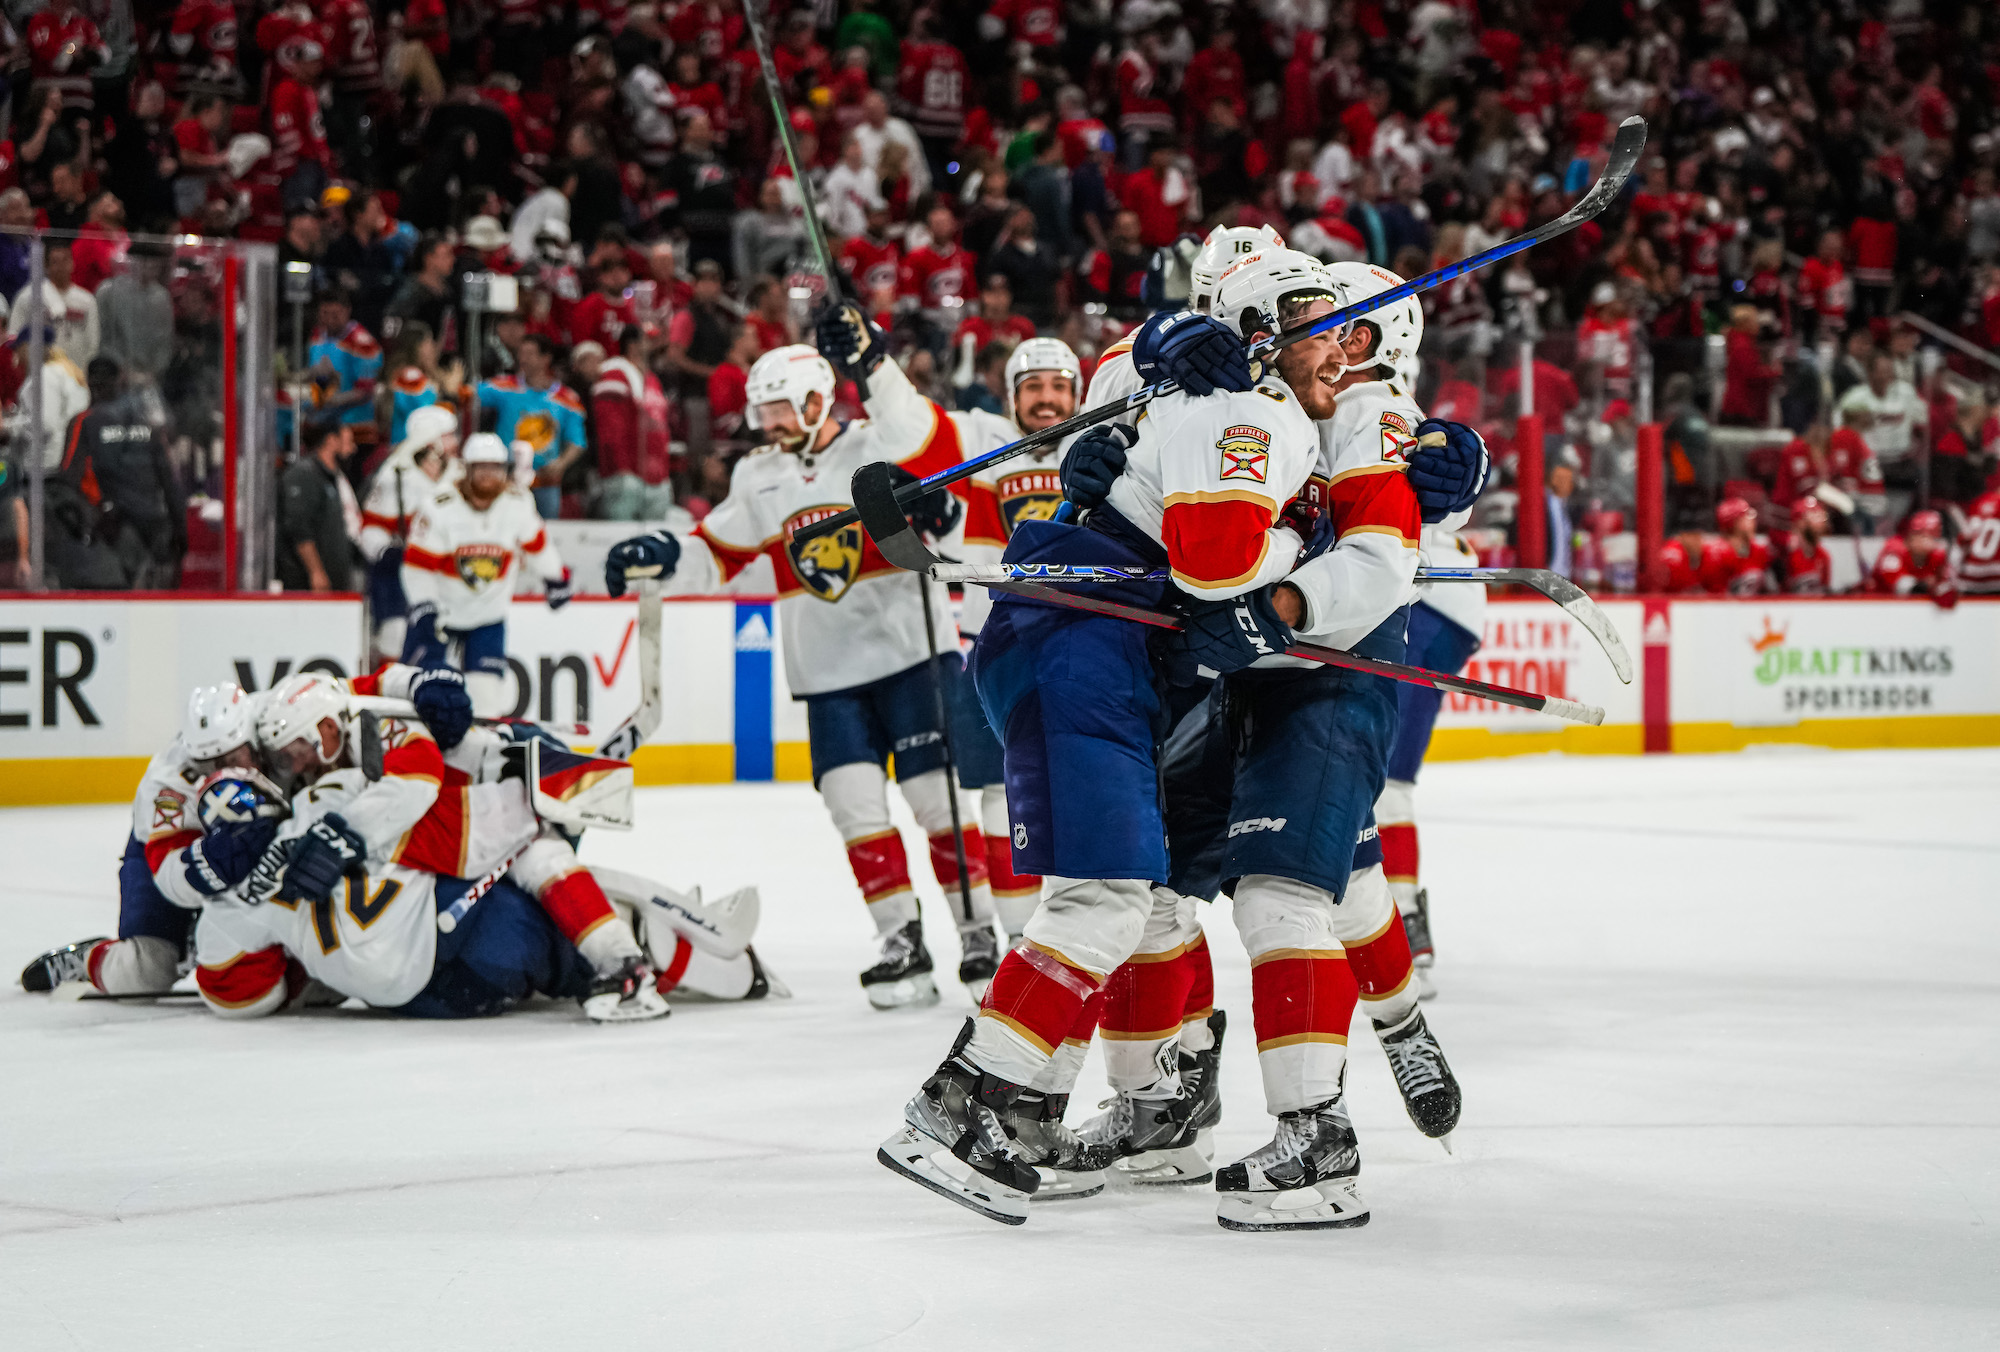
[152,788,186,832]
[1379,411,1418,464]
[1217,425,1273,483]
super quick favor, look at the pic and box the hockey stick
[798,115,1648,545]
[741,0,840,290]
[849,463,1604,725]
[598,577,663,761]
[914,563,1634,685]
[348,696,589,739]
[915,573,976,927]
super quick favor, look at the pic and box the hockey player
[359,403,458,665]
[243,670,671,1019]
[879,249,1341,1223]
[1869,509,1957,606]
[601,333,996,1009]
[1959,485,2000,597]
[401,432,576,717]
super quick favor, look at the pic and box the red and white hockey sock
[980,784,1041,938]
[1335,866,1421,1027]
[968,943,1103,1086]
[538,870,644,976]
[86,936,177,996]
[927,826,994,927]
[1234,874,1359,1115]
[844,829,919,935]
[1099,951,1198,1090]
[651,933,755,1000]
[1180,931,1217,1054]
[1376,778,1421,917]
[1030,987,1105,1096]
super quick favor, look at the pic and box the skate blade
[1416,969,1438,1001]
[878,1127,1030,1225]
[583,989,671,1023]
[1216,1178,1370,1231]
[1113,1139,1215,1186]
[1437,1132,1455,1156]
[865,973,940,1010]
[961,977,992,1005]
[1031,1165,1105,1201]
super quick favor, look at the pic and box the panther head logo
[513,410,558,453]
[787,519,864,602]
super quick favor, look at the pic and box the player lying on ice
[599,328,1037,1011]
[876,249,1487,1229]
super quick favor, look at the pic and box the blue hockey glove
[545,566,575,611]
[886,464,961,538]
[1160,587,1295,684]
[407,666,472,751]
[281,813,367,905]
[402,601,447,668]
[181,817,282,898]
[1133,311,1254,397]
[814,302,887,378]
[603,531,681,597]
[1061,423,1138,511]
[1408,419,1490,523]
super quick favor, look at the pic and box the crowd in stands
[0,0,1998,596]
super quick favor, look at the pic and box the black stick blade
[849,461,939,574]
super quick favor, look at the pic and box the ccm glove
[886,464,962,538]
[1060,423,1137,511]
[603,531,681,597]
[408,667,472,751]
[813,302,887,377]
[1160,586,1295,684]
[281,813,367,905]
[401,601,446,668]
[1133,310,1254,397]
[545,566,575,611]
[1408,419,1490,523]
[182,818,282,898]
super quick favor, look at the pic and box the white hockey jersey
[402,483,565,631]
[1081,329,1142,412]
[1102,370,1319,600]
[950,408,1063,637]
[359,454,455,563]
[1274,378,1427,655]
[127,738,212,886]
[668,358,963,696]
[1415,523,1486,639]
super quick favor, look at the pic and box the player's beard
[1017,399,1070,433]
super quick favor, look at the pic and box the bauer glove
[886,464,961,538]
[281,813,367,906]
[1061,423,1137,511]
[603,531,680,597]
[408,666,472,751]
[1159,586,1295,685]
[1408,420,1490,523]
[814,302,887,378]
[1133,310,1254,397]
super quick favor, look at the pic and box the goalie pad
[515,738,635,832]
[589,865,760,960]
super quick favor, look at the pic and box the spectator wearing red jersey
[165,0,241,96]
[1655,529,1708,593]
[320,0,381,172]
[571,254,637,354]
[1848,208,1896,324]
[1928,391,1989,507]
[667,51,730,143]
[743,275,796,354]
[71,192,129,293]
[900,202,972,317]
[26,0,107,118]
[1492,355,1580,429]
[897,11,968,184]
[267,37,332,210]
[1781,497,1834,594]
[772,12,830,96]
[592,324,675,521]
[1119,142,1197,249]
[1795,228,1851,344]
[1869,510,1956,607]
[839,202,901,303]
[1114,28,1175,159]
[951,274,1037,362]
[1718,305,1782,427]
[1181,27,1246,133]
[1957,484,2000,596]
[1700,498,1776,596]
[1054,86,1112,171]
[1076,207,1150,321]
[980,0,1062,51]
[1575,281,1637,399]
[705,322,761,450]
[1772,419,1886,532]
[169,94,230,221]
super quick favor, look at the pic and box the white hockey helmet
[1003,337,1082,418]
[256,671,349,772]
[1324,261,1424,381]
[1190,223,1287,315]
[461,431,510,465]
[1209,248,1340,342]
[745,344,838,440]
[397,404,459,460]
[183,683,256,762]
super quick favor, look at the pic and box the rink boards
[0,594,1995,804]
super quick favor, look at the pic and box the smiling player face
[1268,297,1345,420]
[1012,372,1076,434]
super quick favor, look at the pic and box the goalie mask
[745,344,838,448]
[194,767,293,833]
[1003,337,1081,432]
[1190,223,1287,316]
[1323,261,1425,382]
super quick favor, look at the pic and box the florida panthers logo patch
[455,543,511,588]
[998,469,1063,536]
[512,410,558,454]
[1379,410,1417,464]
[1216,425,1272,482]
[786,508,864,602]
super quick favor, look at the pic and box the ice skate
[580,956,671,1023]
[861,919,939,1009]
[1088,1032,1208,1184]
[1374,1006,1460,1140]
[1013,1090,1111,1199]
[20,938,107,993]
[956,922,1000,1003]
[1403,888,1437,1000]
[1215,1095,1369,1232]
[878,1021,1040,1224]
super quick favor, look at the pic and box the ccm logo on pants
[1229,817,1288,837]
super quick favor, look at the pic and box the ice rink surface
[2,747,1996,1351]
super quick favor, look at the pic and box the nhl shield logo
[455,543,510,588]
[786,510,864,602]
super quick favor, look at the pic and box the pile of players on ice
[25,226,1497,1234]
[593,228,1493,1232]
